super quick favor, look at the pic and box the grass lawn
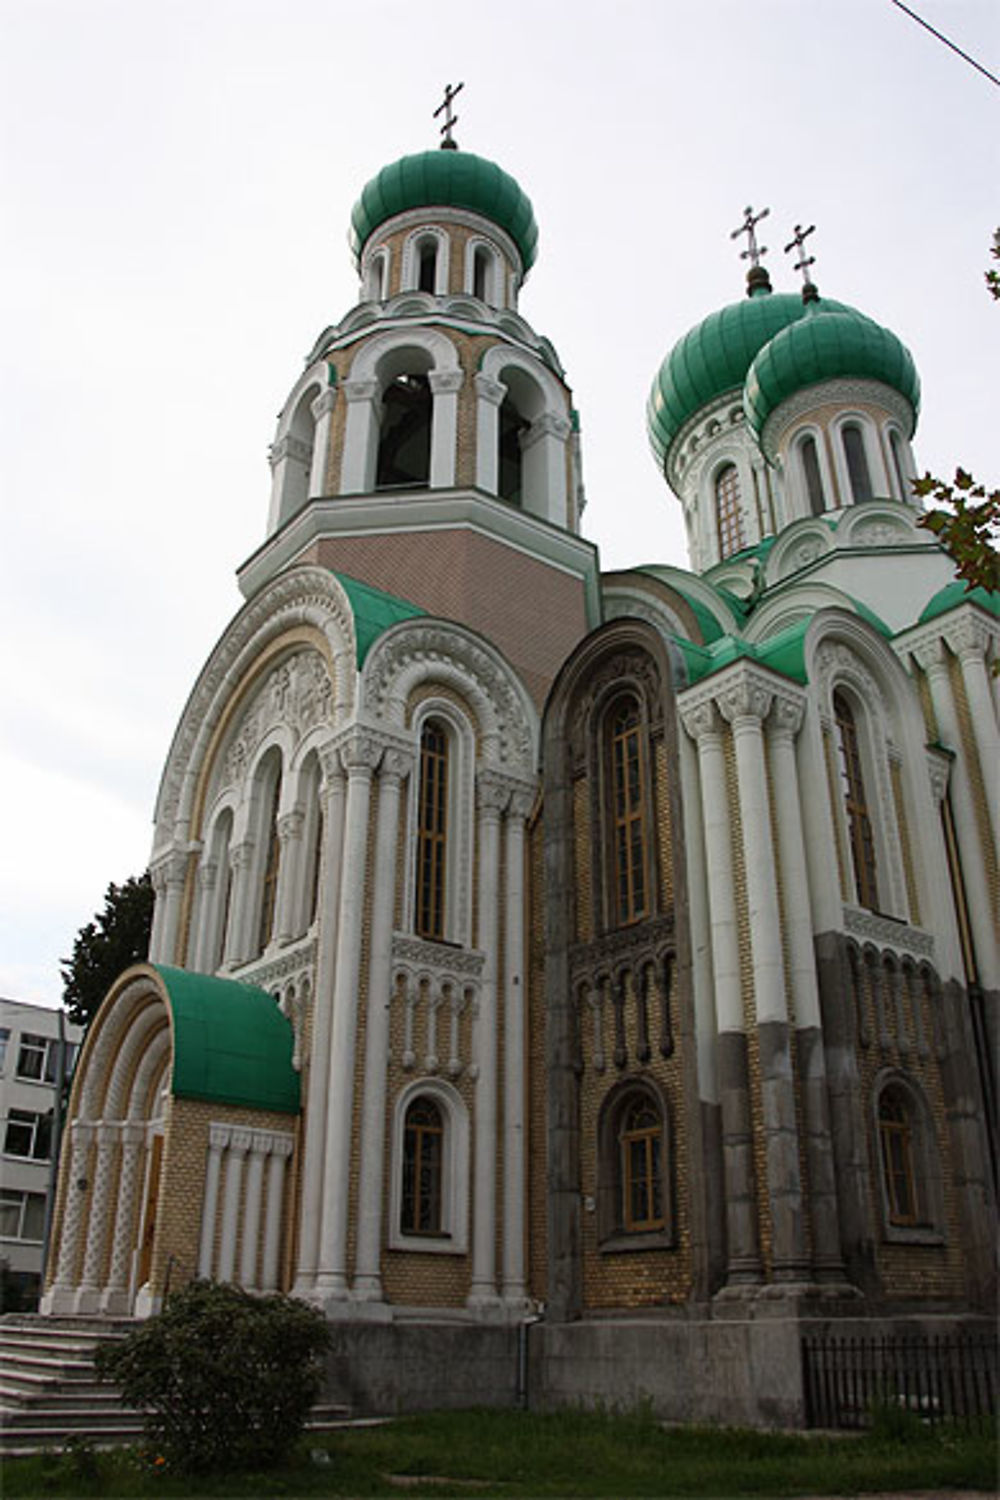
[4,1405,996,1498]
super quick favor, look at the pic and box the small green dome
[349,149,538,273]
[744,304,920,440]
[646,287,851,470]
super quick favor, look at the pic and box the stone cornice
[678,659,807,738]
[842,906,934,960]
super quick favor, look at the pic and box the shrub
[95,1279,331,1474]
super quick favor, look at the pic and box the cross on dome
[434,82,464,150]
[730,205,770,270]
[784,222,819,301]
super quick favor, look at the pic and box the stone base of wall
[322,1310,994,1429]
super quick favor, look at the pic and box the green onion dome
[349,149,539,273]
[646,284,852,471]
[744,303,921,441]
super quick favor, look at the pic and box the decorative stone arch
[760,516,836,588]
[401,225,450,295]
[476,344,571,524]
[339,325,463,495]
[388,1075,470,1254]
[361,243,390,303]
[361,617,539,779]
[464,234,504,307]
[835,497,919,549]
[267,363,336,534]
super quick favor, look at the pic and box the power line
[888,0,1000,88]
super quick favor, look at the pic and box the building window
[802,435,825,515]
[873,1075,943,1242]
[4,1109,52,1161]
[400,1096,444,1235]
[834,691,879,911]
[14,1033,75,1085]
[0,1189,46,1242]
[473,245,489,302]
[256,771,282,957]
[842,423,874,503]
[376,374,432,490]
[366,250,388,301]
[0,1027,8,1071]
[889,430,908,501]
[418,239,437,294]
[620,1095,665,1232]
[715,463,746,559]
[415,721,448,941]
[608,696,650,927]
[878,1088,918,1226]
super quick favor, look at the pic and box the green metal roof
[919,580,1000,624]
[334,572,426,667]
[155,965,300,1115]
[349,149,539,272]
[647,287,852,469]
[744,304,920,439]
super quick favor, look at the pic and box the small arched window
[801,435,825,516]
[401,1096,444,1235]
[418,239,438,294]
[833,691,879,911]
[211,809,234,971]
[473,245,490,302]
[255,767,282,956]
[376,374,432,490]
[608,697,650,927]
[715,464,746,559]
[889,430,909,502]
[415,721,448,940]
[366,251,388,302]
[878,1087,917,1226]
[842,423,874,503]
[620,1095,665,1232]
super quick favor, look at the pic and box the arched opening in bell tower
[498,395,529,506]
[377,373,433,489]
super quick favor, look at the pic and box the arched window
[597,1083,670,1245]
[376,374,432,489]
[418,239,437,294]
[878,1087,917,1226]
[498,395,528,505]
[607,696,650,927]
[833,691,879,911]
[874,1075,944,1241]
[842,423,874,503]
[415,721,448,940]
[715,463,746,559]
[400,1096,444,1235]
[801,435,826,516]
[208,808,234,971]
[889,430,908,501]
[473,245,489,302]
[255,767,282,956]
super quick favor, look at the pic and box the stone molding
[842,905,934,959]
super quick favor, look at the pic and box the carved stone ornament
[362,623,534,774]
[842,906,934,960]
[943,612,995,662]
[428,368,464,395]
[236,934,317,993]
[391,932,486,981]
[568,648,663,764]
[717,676,774,726]
[223,651,334,787]
[768,689,807,738]
[155,567,355,841]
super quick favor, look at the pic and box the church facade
[42,134,997,1420]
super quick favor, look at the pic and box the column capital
[717,676,774,727]
[197,858,218,891]
[678,697,722,742]
[943,612,995,663]
[311,387,338,421]
[522,410,571,447]
[476,775,509,818]
[270,433,312,468]
[277,809,306,843]
[209,1123,232,1151]
[381,745,415,784]
[229,1128,253,1157]
[230,838,255,872]
[911,634,948,676]
[474,372,506,406]
[337,726,384,777]
[428,367,464,396]
[342,377,379,403]
[768,689,807,740]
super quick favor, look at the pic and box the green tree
[60,872,154,1027]
[96,1279,331,1474]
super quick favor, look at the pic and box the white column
[274,809,305,945]
[102,1122,146,1313]
[190,859,219,972]
[339,378,379,495]
[148,861,168,962]
[681,703,741,1033]
[240,1136,268,1289]
[74,1124,118,1312]
[474,373,505,495]
[217,1130,251,1284]
[262,1137,292,1292]
[315,730,381,1305]
[915,638,1000,989]
[946,616,1000,852]
[309,387,338,497]
[354,748,412,1303]
[520,412,570,525]
[293,755,346,1298]
[42,1121,94,1312]
[152,851,188,966]
[502,789,531,1307]
[197,1125,229,1278]
[222,840,255,968]
[428,368,462,489]
[468,775,506,1310]
[768,697,820,1028]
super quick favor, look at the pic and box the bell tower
[242,108,599,707]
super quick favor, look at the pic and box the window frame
[833,689,880,912]
[594,686,658,935]
[596,1078,673,1252]
[405,702,474,948]
[714,461,747,560]
[872,1071,945,1245]
[388,1079,469,1255]
[0,1188,47,1242]
[3,1107,52,1162]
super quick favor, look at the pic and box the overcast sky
[2,0,997,1008]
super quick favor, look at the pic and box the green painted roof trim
[334,572,426,667]
[919,580,1000,624]
[155,965,300,1115]
[350,150,539,272]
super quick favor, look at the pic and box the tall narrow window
[306,803,323,928]
[834,691,879,911]
[401,1096,444,1234]
[843,423,873,503]
[376,374,432,490]
[256,773,282,956]
[473,245,489,302]
[715,464,746,559]
[609,697,649,926]
[620,1095,665,1233]
[415,722,448,940]
[498,395,527,506]
[418,240,437,294]
[878,1088,918,1226]
[889,430,908,501]
[802,436,825,516]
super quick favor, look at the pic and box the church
[41,112,998,1423]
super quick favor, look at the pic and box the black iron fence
[802,1332,997,1429]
